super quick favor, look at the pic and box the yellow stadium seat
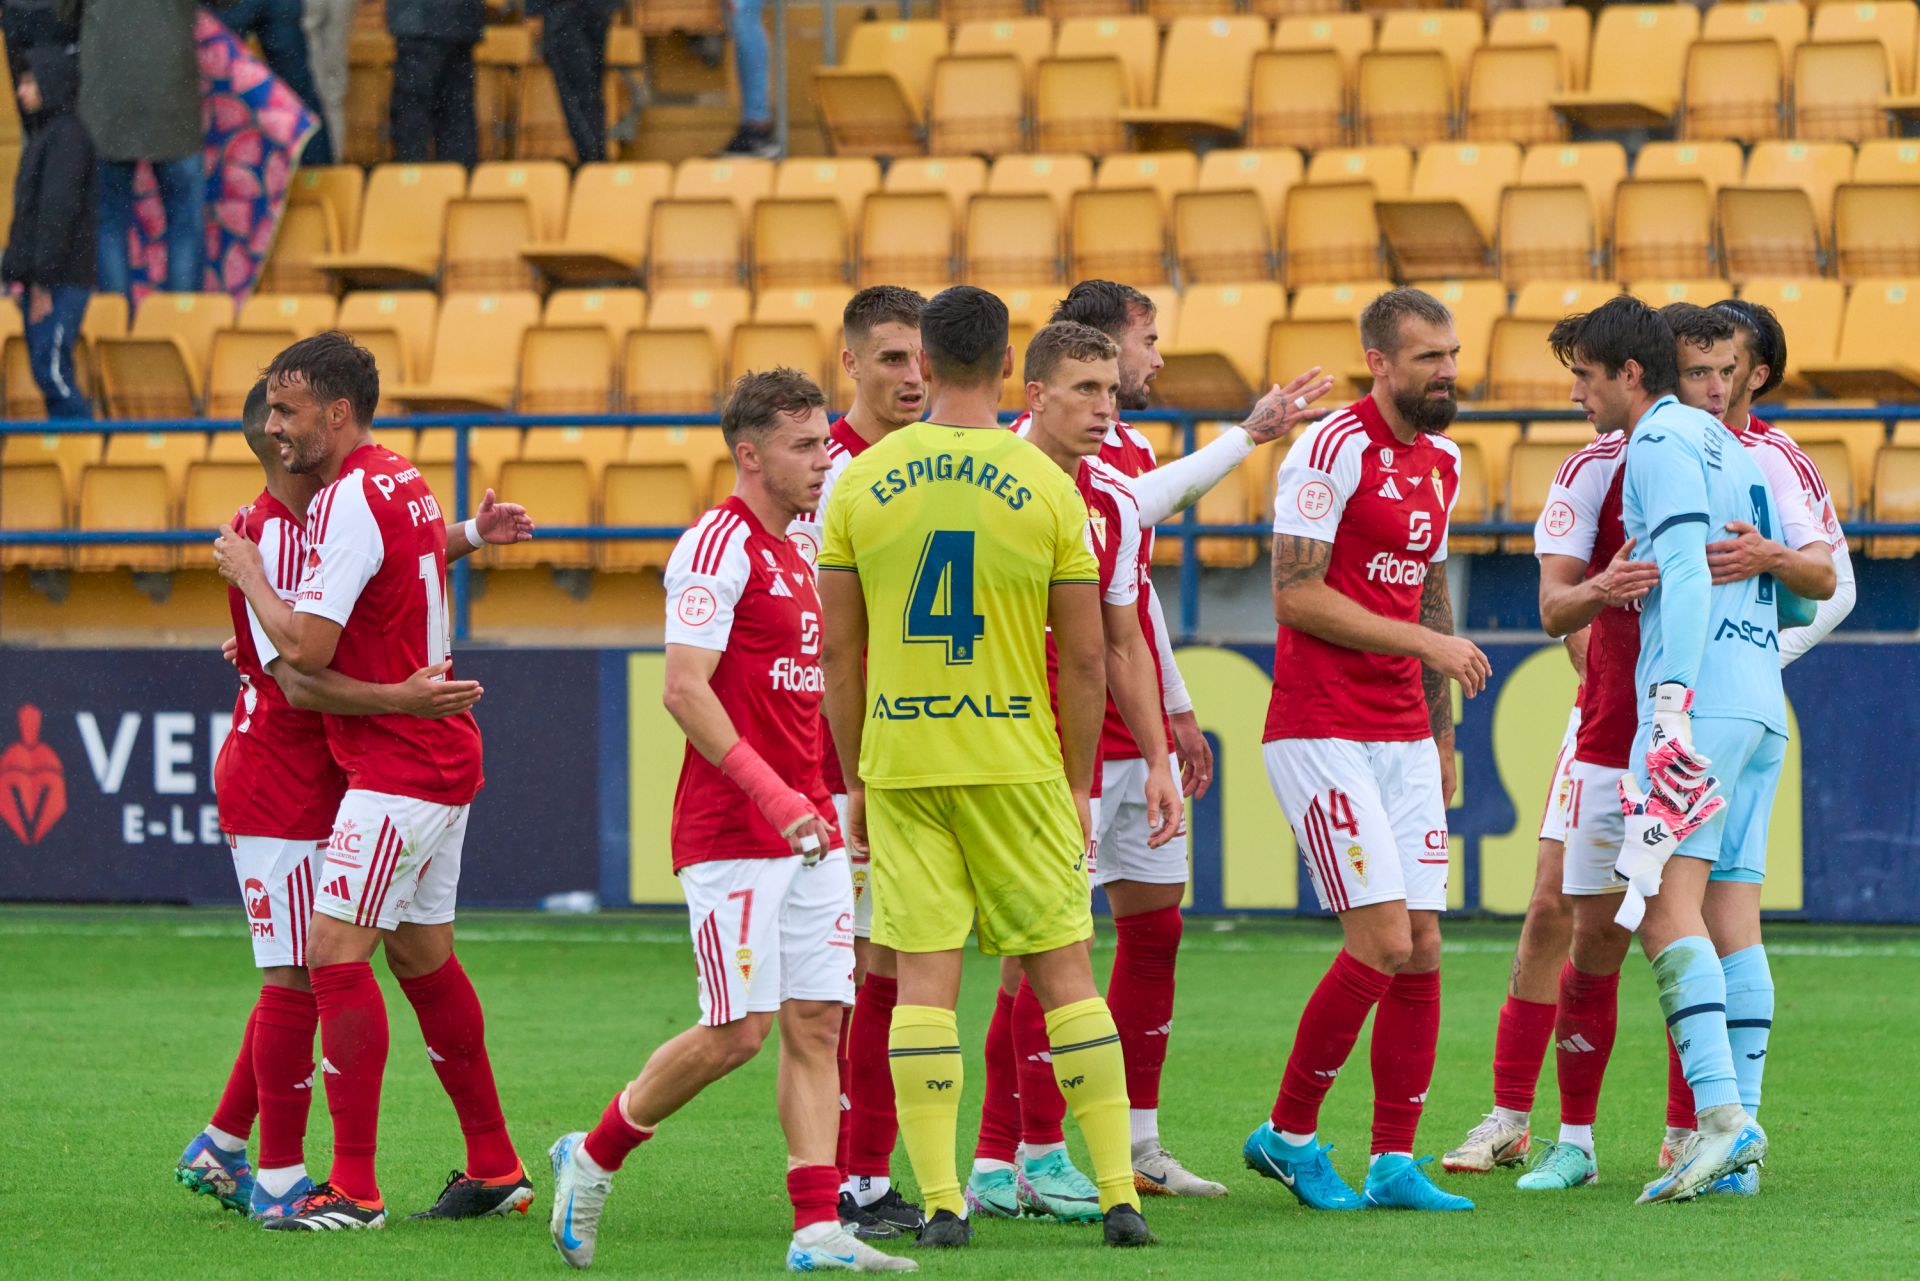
[1871,444,1920,556]
[0,462,67,569]
[814,20,952,156]
[1156,282,1287,410]
[1096,152,1200,210]
[182,460,262,531]
[730,323,831,389]
[1485,316,1568,406]
[1269,317,1367,403]
[625,330,724,415]
[1702,1,1806,57]
[1379,11,1484,91]
[965,194,1064,285]
[773,157,882,221]
[1854,138,1920,183]
[237,293,338,340]
[859,192,957,291]
[634,0,726,35]
[492,459,594,568]
[1444,440,1496,552]
[83,294,130,342]
[342,34,393,166]
[1053,15,1159,103]
[1552,4,1701,130]
[205,426,257,463]
[987,153,1095,214]
[752,198,850,291]
[205,330,295,419]
[469,160,570,239]
[132,292,235,377]
[1738,276,1845,394]
[315,163,467,289]
[1356,50,1456,146]
[672,157,776,213]
[1896,420,1920,446]
[413,427,522,498]
[1498,185,1597,288]
[259,201,335,294]
[1834,183,1920,280]
[1284,183,1383,288]
[1783,419,1884,508]
[1036,16,1159,156]
[1681,38,1784,142]
[518,326,616,415]
[2,430,100,504]
[1448,420,1522,516]
[442,196,538,293]
[387,291,541,411]
[522,161,673,285]
[952,16,1055,74]
[929,54,1027,156]
[1635,140,1745,192]
[1413,278,1504,396]
[1719,188,1821,283]
[513,63,572,163]
[1172,189,1273,283]
[1291,281,1391,323]
[1465,45,1566,145]
[337,291,438,383]
[1799,277,1920,397]
[288,165,366,252]
[1744,140,1855,230]
[1612,179,1716,282]
[1120,16,1269,136]
[1794,40,1894,142]
[98,431,204,491]
[544,288,650,347]
[1810,0,1917,93]
[472,24,531,163]
[1630,279,1725,307]
[1306,145,1415,197]
[75,464,174,571]
[521,424,630,480]
[649,287,753,349]
[1511,280,1625,321]
[1507,437,1591,543]
[882,156,990,218]
[1487,5,1591,92]
[648,199,744,289]
[1248,49,1348,152]
[1378,141,1522,280]
[1196,147,1304,230]
[1190,424,1261,569]
[1071,187,1170,284]
[601,461,700,570]
[1274,13,1375,76]
[96,340,199,418]
[1520,141,1629,240]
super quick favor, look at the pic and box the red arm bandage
[720,740,818,839]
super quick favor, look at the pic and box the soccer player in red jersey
[964,322,1181,1222]
[190,379,525,1221]
[786,287,930,1240]
[213,335,525,1230]
[548,370,912,1274]
[1243,288,1491,1213]
[1009,281,1332,1195]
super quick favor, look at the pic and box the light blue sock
[1720,944,1773,1115]
[1651,936,1740,1115]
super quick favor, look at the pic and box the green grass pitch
[5,906,1917,1279]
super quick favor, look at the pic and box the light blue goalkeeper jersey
[1620,395,1788,737]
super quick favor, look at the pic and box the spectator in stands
[719,0,777,158]
[207,0,334,164]
[387,0,483,166]
[3,0,94,417]
[528,0,620,164]
[58,0,205,297]
[302,0,355,155]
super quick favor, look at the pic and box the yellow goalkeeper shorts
[866,777,1092,957]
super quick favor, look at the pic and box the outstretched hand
[474,488,535,545]
[1242,368,1338,445]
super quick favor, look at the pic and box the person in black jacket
[387,0,482,166]
[3,11,94,418]
[528,0,619,164]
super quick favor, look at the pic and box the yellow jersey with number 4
[818,421,1099,789]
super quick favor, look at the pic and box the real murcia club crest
[1346,844,1369,885]
[1087,507,1109,552]
[736,947,755,984]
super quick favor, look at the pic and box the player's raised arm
[1127,371,1335,526]
[1538,541,1660,639]
[445,488,536,562]
[213,524,344,676]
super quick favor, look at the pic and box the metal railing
[6,405,1920,641]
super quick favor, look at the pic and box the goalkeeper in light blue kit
[1596,296,1782,1203]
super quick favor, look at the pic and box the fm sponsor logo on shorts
[243,876,275,938]
[1365,551,1429,585]
[869,692,1034,720]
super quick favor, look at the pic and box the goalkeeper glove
[1646,682,1713,812]
[1612,774,1725,929]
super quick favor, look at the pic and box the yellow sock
[1044,997,1139,1213]
[888,1004,965,1218]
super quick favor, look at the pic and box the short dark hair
[264,331,380,424]
[240,378,274,464]
[919,285,1009,387]
[1359,287,1453,355]
[1712,297,1787,402]
[1658,301,1736,353]
[1548,296,1678,396]
[843,285,925,348]
[721,367,827,450]
[1049,279,1156,340]
[1024,321,1119,386]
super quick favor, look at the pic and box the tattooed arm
[1421,569,1461,805]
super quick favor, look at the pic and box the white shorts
[1093,753,1189,886]
[1539,707,1582,843]
[1087,794,1102,885]
[681,849,856,1026]
[1263,738,1449,913]
[228,833,326,967]
[833,794,874,939]
[313,789,470,932]
[1561,756,1629,896]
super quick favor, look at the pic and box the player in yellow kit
[817,286,1152,1250]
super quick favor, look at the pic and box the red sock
[788,1163,840,1232]
[252,984,318,1170]
[1012,976,1065,1147]
[209,1005,260,1140]
[974,986,1020,1164]
[311,961,388,1203]
[1666,1032,1696,1129]
[835,1004,853,1179]
[1108,905,1182,1109]
[848,973,898,1177]
[1370,969,1441,1155]
[1272,951,1391,1135]
[397,954,517,1180]
[1491,994,1557,1114]
[583,1091,651,1172]
[1554,963,1620,1128]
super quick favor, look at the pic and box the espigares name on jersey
[866,451,1035,511]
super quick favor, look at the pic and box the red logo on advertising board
[0,705,66,845]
